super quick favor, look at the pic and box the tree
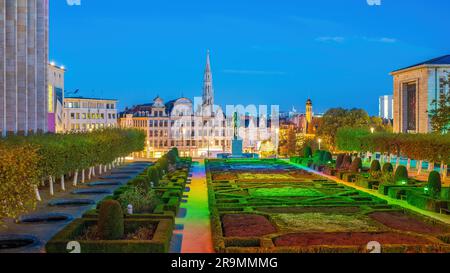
[317,108,371,151]
[428,84,450,134]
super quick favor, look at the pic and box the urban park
[0,127,449,253]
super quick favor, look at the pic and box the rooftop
[65,96,118,102]
[391,55,450,73]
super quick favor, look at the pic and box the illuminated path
[177,160,214,253]
[288,161,450,225]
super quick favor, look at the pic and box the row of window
[65,102,116,109]
[148,129,228,138]
[132,119,228,128]
[70,112,116,120]
[69,123,115,130]
[147,139,230,148]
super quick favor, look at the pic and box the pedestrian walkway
[0,162,150,253]
[175,160,214,253]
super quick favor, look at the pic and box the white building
[379,95,393,120]
[63,97,118,132]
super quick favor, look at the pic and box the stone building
[391,55,450,133]
[119,51,276,158]
[0,0,49,136]
[48,62,65,133]
[63,97,118,132]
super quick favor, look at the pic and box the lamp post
[318,138,322,150]
[275,128,280,158]
[370,127,375,134]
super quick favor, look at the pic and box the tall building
[0,0,49,136]
[379,95,393,120]
[391,55,450,133]
[48,63,65,133]
[63,97,118,132]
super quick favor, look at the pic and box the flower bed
[369,211,449,234]
[222,214,277,237]
[273,232,433,247]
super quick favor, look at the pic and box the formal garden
[45,148,192,253]
[206,159,450,253]
[290,128,449,214]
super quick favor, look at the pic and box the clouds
[316,36,398,44]
[316,36,345,43]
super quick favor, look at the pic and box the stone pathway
[173,160,214,253]
[0,161,151,253]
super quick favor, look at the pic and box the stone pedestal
[231,138,243,157]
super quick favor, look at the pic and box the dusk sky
[50,0,450,115]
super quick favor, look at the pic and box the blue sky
[50,0,450,115]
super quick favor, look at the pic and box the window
[404,82,417,131]
[71,113,75,119]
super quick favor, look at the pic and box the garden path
[176,160,214,253]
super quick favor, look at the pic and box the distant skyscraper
[0,0,49,136]
[379,95,393,120]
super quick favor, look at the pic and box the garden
[206,159,450,253]
[45,148,192,253]
[291,128,450,214]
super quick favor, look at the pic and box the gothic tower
[202,50,214,115]
[306,99,313,124]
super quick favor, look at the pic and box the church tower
[306,99,313,124]
[202,50,214,115]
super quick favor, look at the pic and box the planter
[46,218,173,253]
[355,179,379,190]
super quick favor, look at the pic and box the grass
[248,187,323,197]
[272,213,382,233]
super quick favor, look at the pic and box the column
[5,0,17,134]
[17,0,27,134]
[36,0,47,133]
[0,0,5,136]
[27,0,36,133]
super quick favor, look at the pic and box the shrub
[322,151,332,163]
[154,163,164,178]
[349,157,362,172]
[303,146,313,158]
[394,165,408,184]
[341,155,352,169]
[427,171,442,198]
[370,160,381,172]
[382,163,393,174]
[147,166,160,187]
[336,154,345,169]
[130,176,149,192]
[98,200,124,240]
[318,150,327,162]
[117,187,159,214]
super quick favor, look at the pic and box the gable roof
[391,55,450,74]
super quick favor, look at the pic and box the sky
[50,0,450,115]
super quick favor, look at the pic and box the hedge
[0,129,145,220]
[336,128,450,164]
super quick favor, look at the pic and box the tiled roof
[392,55,450,73]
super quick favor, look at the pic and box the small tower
[306,99,313,124]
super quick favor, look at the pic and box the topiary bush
[382,163,393,174]
[370,160,381,172]
[349,157,362,172]
[98,200,124,240]
[341,154,352,170]
[117,187,159,214]
[394,165,408,184]
[336,154,345,169]
[303,146,313,158]
[147,166,160,187]
[427,171,442,198]
[322,151,332,163]
[130,176,149,192]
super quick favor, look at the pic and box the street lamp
[318,138,322,150]
[370,127,375,134]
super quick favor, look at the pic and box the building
[379,95,393,120]
[48,63,65,133]
[391,55,450,133]
[63,97,118,132]
[0,1,49,136]
[119,51,276,158]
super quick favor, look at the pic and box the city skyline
[50,0,450,115]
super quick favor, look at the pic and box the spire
[202,49,214,113]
